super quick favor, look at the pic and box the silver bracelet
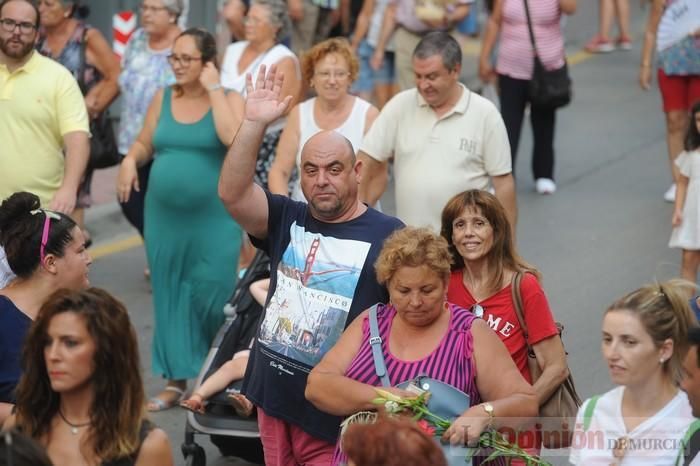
[207,84,222,92]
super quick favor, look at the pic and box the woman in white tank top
[220,0,301,188]
[268,38,379,201]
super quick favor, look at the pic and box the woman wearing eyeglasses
[117,0,181,251]
[441,189,567,459]
[569,280,695,465]
[220,0,301,189]
[268,37,379,200]
[36,0,121,246]
[0,191,91,425]
[117,28,244,412]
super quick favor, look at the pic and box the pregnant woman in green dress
[117,28,244,411]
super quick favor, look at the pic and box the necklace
[58,409,91,435]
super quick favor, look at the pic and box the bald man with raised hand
[218,65,403,465]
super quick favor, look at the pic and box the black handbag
[78,28,121,170]
[522,0,572,109]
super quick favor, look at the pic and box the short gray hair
[413,31,462,71]
[252,0,291,43]
[161,0,184,18]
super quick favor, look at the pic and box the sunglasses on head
[30,209,62,263]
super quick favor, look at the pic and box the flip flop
[148,386,185,412]
[227,392,254,417]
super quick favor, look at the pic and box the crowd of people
[1,0,700,464]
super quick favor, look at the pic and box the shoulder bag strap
[582,395,600,432]
[676,419,700,466]
[77,25,88,94]
[510,272,534,354]
[521,0,540,59]
[368,304,391,387]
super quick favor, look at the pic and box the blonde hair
[374,227,452,286]
[606,279,698,382]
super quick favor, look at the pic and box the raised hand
[199,62,221,91]
[243,64,293,125]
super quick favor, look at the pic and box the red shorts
[257,408,335,466]
[657,69,700,113]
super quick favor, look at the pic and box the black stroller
[181,251,270,466]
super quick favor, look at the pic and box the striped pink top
[332,303,484,465]
[496,0,566,80]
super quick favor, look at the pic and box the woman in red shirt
[441,189,568,457]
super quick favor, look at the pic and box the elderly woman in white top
[268,38,379,200]
[221,0,301,188]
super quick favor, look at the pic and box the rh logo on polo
[459,138,477,154]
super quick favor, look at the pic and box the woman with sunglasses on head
[36,0,121,245]
[0,191,91,425]
[441,189,568,459]
[268,37,379,200]
[569,280,696,465]
[117,0,182,254]
[117,28,244,412]
[6,288,174,466]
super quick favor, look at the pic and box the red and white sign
[113,11,137,59]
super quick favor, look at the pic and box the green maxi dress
[145,87,242,380]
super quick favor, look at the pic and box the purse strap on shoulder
[521,0,541,59]
[582,395,600,432]
[77,25,89,94]
[510,272,534,353]
[368,304,391,387]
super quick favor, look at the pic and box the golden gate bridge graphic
[294,237,361,287]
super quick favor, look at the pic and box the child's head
[687,101,700,152]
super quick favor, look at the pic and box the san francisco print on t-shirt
[258,221,371,367]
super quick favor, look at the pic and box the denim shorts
[352,39,396,93]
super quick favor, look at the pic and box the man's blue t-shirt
[243,192,404,443]
[0,295,32,403]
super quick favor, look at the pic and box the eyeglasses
[314,70,350,80]
[167,54,203,67]
[139,4,168,13]
[242,15,267,26]
[471,303,484,318]
[0,18,37,34]
[31,209,62,263]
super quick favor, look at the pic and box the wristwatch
[481,402,495,429]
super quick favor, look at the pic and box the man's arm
[358,151,389,206]
[491,173,517,229]
[218,65,293,239]
[51,131,89,214]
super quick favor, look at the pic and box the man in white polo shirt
[358,31,516,231]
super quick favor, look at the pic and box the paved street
[79,2,679,465]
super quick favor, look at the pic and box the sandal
[228,392,254,417]
[148,386,185,412]
[180,393,205,414]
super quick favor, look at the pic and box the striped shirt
[332,303,487,465]
[496,0,566,80]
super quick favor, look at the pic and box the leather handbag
[368,305,473,466]
[78,28,120,170]
[511,272,581,449]
[522,0,572,109]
